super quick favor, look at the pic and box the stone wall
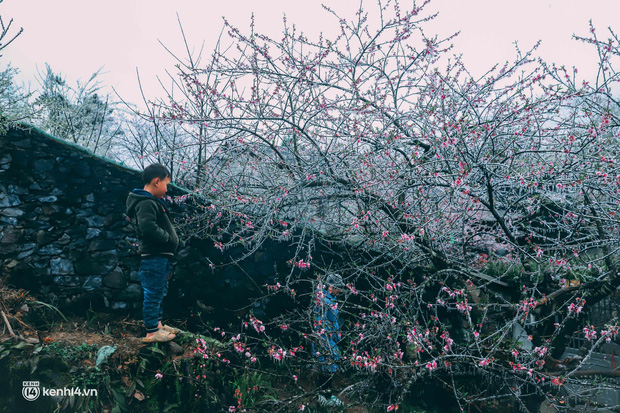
[0,125,301,324]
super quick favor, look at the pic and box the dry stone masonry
[0,125,296,323]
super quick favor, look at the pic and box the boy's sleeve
[135,201,170,244]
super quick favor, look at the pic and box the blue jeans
[139,257,171,333]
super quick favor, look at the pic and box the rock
[82,276,102,292]
[85,193,95,203]
[0,193,21,207]
[53,276,79,287]
[86,228,101,240]
[7,185,28,195]
[38,244,63,256]
[168,341,184,356]
[0,216,18,226]
[39,196,57,203]
[41,205,59,215]
[0,153,11,166]
[116,283,142,300]
[0,243,19,255]
[110,301,127,310]
[0,208,25,217]
[29,182,41,191]
[33,158,55,172]
[129,270,140,282]
[33,259,50,270]
[35,230,55,245]
[103,266,126,289]
[88,239,116,251]
[75,160,91,178]
[1,226,23,244]
[75,209,94,218]
[12,139,32,149]
[51,188,64,197]
[50,257,74,275]
[85,216,105,228]
[57,233,71,246]
[105,231,123,240]
[69,238,88,250]
[17,249,35,259]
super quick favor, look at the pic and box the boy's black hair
[142,163,171,185]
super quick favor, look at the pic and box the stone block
[39,196,57,203]
[41,204,60,215]
[103,251,125,269]
[82,275,102,292]
[103,266,126,289]
[38,244,63,256]
[88,239,116,251]
[50,257,74,275]
[0,193,21,207]
[85,216,105,227]
[0,154,11,166]
[57,233,71,246]
[0,216,18,226]
[12,139,32,149]
[110,301,127,310]
[86,228,101,240]
[129,270,140,281]
[7,184,28,195]
[33,158,55,172]
[1,226,23,244]
[53,276,79,287]
[116,283,142,300]
[0,208,25,217]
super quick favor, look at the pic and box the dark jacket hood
[126,189,168,217]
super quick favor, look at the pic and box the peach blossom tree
[152,2,620,411]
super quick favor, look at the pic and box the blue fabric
[131,188,169,211]
[139,257,171,333]
[313,290,341,373]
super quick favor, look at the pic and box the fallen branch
[1,311,15,337]
[8,313,35,332]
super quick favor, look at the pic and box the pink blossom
[534,346,547,357]
[584,326,597,341]
[426,360,438,371]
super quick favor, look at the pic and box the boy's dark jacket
[126,189,179,257]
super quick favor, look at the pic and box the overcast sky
[2,0,619,106]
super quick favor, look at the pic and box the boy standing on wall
[126,163,180,343]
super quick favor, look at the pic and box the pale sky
[2,0,619,106]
